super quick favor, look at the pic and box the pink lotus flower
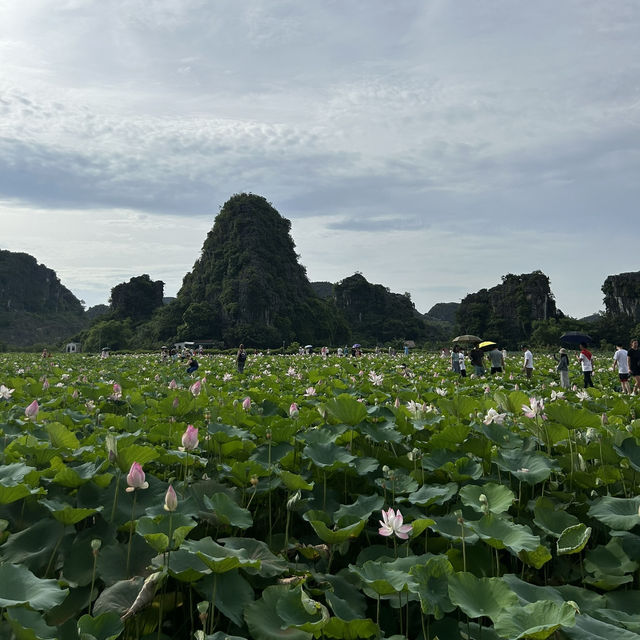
[164,485,178,512]
[168,379,177,390]
[172,397,179,409]
[242,396,251,411]
[181,424,199,450]
[378,507,412,540]
[25,400,39,419]
[71,389,79,399]
[42,379,49,390]
[125,462,149,492]
[394,397,400,408]
[289,402,299,417]
[189,380,202,397]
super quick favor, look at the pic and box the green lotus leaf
[182,536,261,573]
[352,456,380,475]
[195,571,254,627]
[321,617,379,640]
[116,444,159,473]
[562,613,640,640]
[50,458,107,488]
[544,404,601,430]
[302,442,355,468]
[494,448,559,485]
[588,496,640,531]
[0,461,36,485]
[136,514,197,553]
[408,482,458,507]
[219,537,287,577]
[204,492,253,529]
[444,456,483,482]
[374,470,418,495]
[468,513,540,553]
[0,518,66,572]
[92,577,144,617]
[0,563,68,609]
[532,497,580,537]
[279,470,314,492]
[0,483,44,504]
[448,572,518,621]
[41,498,102,525]
[201,634,249,640]
[349,560,414,596]
[429,513,479,543]
[614,438,640,472]
[45,421,80,449]
[77,612,124,640]
[438,395,480,419]
[584,538,638,590]
[6,607,58,640]
[493,600,576,639]
[332,494,385,526]
[430,423,471,451]
[409,555,455,619]
[276,584,329,633]
[244,585,312,640]
[163,549,211,582]
[359,421,403,443]
[519,544,553,569]
[557,523,592,555]
[460,482,515,514]
[305,516,366,545]
[324,394,368,426]
[320,571,368,620]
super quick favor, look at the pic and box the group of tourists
[449,338,640,394]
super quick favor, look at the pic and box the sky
[1,1,639,318]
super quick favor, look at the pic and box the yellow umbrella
[479,341,497,350]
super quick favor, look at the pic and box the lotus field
[3,351,640,640]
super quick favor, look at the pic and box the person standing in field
[470,345,485,376]
[488,346,504,374]
[577,342,594,388]
[522,345,534,379]
[613,343,631,393]
[555,348,570,388]
[628,339,640,395]
[451,345,461,374]
[236,344,247,373]
[459,349,467,377]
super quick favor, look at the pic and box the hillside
[0,250,87,349]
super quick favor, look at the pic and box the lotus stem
[126,491,138,577]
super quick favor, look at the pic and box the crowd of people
[447,338,640,394]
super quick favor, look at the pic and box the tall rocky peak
[0,250,84,314]
[602,272,640,321]
[174,193,345,345]
[457,271,561,346]
[334,273,426,343]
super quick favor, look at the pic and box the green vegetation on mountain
[426,302,459,324]
[0,250,86,349]
[456,271,562,348]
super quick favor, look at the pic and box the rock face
[0,250,86,348]
[172,193,349,346]
[602,272,640,322]
[334,273,427,344]
[456,271,561,347]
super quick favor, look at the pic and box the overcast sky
[1,1,639,318]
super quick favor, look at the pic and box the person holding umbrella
[577,342,594,388]
[469,344,485,376]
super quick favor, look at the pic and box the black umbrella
[560,331,593,344]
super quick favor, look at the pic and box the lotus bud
[25,399,39,419]
[242,396,251,410]
[91,539,102,556]
[289,402,299,417]
[181,424,199,451]
[164,484,178,512]
[601,413,608,425]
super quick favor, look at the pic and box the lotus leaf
[494,600,576,639]
[204,492,253,529]
[77,612,124,640]
[460,482,515,514]
[447,571,518,621]
[408,482,458,507]
[409,555,455,619]
[244,585,312,640]
[324,394,368,426]
[588,496,640,531]
[0,563,68,609]
[557,523,592,555]
[468,514,541,554]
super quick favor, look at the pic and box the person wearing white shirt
[522,346,533,379]
[613,344,631,393]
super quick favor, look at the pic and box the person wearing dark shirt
[469,346,485,376]
[628,339,640,395]
[186,356,199,374]
[236,344,247,373]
